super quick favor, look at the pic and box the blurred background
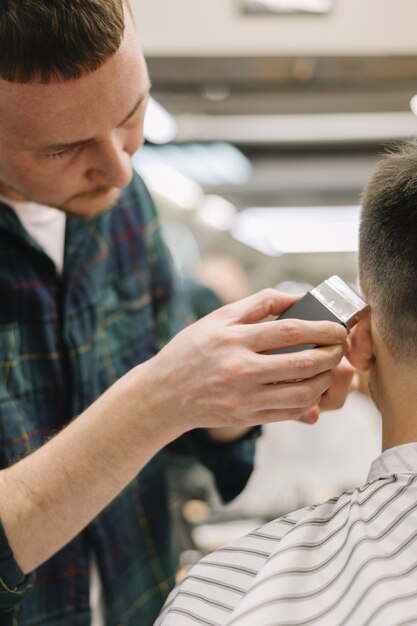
[130,0,417,569]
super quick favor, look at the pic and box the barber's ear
[346,311,374,372]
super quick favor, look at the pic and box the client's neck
[372,348,417,452]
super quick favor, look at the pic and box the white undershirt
[0,196,66,274]
[1,196,105,626]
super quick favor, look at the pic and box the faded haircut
[359,139,417,362]
[0,0,130,83]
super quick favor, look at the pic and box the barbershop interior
[133,0,417,573]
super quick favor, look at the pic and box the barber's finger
[319,357,356,411]
[298,367,358,424]
[214,288,300,325]
[251,403,319,424]
[298,405,320,425]
[255,343,346,385]
[236,318,347,354]
[256,370,333,411]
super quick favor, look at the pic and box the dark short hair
[360,139,417,362]
[0,0,128,83]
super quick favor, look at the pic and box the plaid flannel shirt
[0,173,259,626]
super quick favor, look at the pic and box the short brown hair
[359,140,417,363]
[0,0,129,83]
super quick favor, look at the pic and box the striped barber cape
[155,442,417,626]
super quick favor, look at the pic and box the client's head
[348,140,417,438]
[359,140,417,365]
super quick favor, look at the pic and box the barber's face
[0,11,149,217]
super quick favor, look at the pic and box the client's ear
[346,311,374,372]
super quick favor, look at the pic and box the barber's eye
[46,146,78,160]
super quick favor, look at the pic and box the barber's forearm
[0,361,181,575]
[0,288,351,576]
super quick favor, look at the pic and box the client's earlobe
[345,312,374,372]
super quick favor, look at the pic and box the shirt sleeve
[0,522,34,610]
[170,426,261,503]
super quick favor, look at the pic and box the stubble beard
[0,176,121,217]
[60,187,122,217]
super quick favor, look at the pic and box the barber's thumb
[298,406,320,425]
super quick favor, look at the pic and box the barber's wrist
[125,359,185,446]
[206,425,253,444]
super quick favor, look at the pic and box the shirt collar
[367,442,417,483]
[0,199,43,250]
[0,197,113,274]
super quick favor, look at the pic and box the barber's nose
[85,133,133,189]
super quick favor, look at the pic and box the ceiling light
[231,206,360,255]
[410,95,417,117]
[144,96,177,145]
[134,161,203,210]
[197,195,237,231]
[242,0,333,14]
[133,142,252,186]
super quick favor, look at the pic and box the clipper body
[272,275,368,354]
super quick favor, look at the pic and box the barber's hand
[148,289,349,437]
[299,357,357,424]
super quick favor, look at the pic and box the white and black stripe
[155,443,417,626]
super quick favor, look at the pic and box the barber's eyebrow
[119,88,150,126]
[38,87,150,154]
